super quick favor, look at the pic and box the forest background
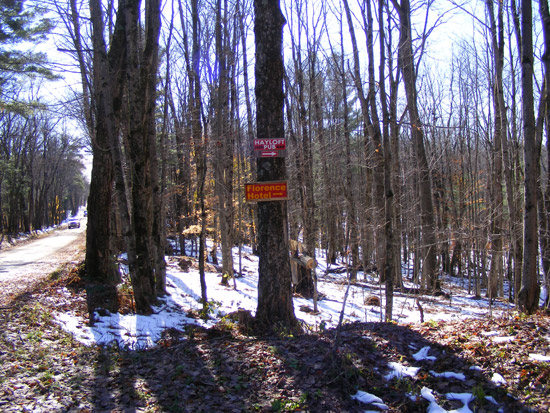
[0,0,548,323]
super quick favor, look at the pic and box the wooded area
[0,0,88,241]
[3,0,550,324]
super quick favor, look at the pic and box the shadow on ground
[0,264,538,412]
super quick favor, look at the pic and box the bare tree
[86,0,121,284]
[213,0,235,286]
[377,0,397,320]
[518,0,539,313]
[539,0,550,307]
[391,0,439,291]
[342,0,385,280]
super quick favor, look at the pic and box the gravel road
[0,219,86,305]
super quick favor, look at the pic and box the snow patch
[385,362,420,380]
[481,331,500,337]
[421,387,447,413]
[430,370,466,381]
[492,336,515,344]
[413,346,437,361]
[351,390,389,410]
[529,353,550,362]
[421,387,476,413]
[491,372,507,386]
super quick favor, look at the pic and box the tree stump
[290,240,317,299]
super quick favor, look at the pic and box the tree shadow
[83,320,533,412]
[317,321,531,412]
[1,261,536,412]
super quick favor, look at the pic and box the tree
[87,0,165,311]
[539,0,550,308]
[485,0,506,301]
[0,0,55,110]
[213,0,235,286]
[122,0,166,309]
[391,0,438,291]
[86,0,121,284]
[190,0,208,309]
[518,0,539,313]
[342,0,385,281]
[254,0,298,332]
[376,0,397,320]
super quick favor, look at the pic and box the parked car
[68,219,80,229]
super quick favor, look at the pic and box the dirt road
[0,219,86,305]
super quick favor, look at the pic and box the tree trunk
[117,0,164,313]
[518,0,539,313]
[343,0,385,279]
[86,0,120,284]
[392,0,438,291]
[214,0,235,286]
[539,0,550,306]
[190,0,208,309]
[376,0,396,321]
[254,0,298,332]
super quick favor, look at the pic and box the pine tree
[0,0,55,109]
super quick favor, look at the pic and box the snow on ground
[430,371,466,381]
[491,373,507,386]
[421,387,480,413]
[51,242,518,350]
[413,346,437,361]
[384,362,421,380]
[38,240,533,410]
[529,353,550,362]
[351,390,389,411]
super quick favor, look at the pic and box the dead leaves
[411,314,550,411]
[2,258,550,411]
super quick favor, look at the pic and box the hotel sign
[245,181,288,202]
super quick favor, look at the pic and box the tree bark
[254,0,298,332]
[343,0,385,279]
[214,0,235,286]
[518,0,539,313]
[189,0,208,308]
[376,0,396,320]
[539,0,550,306]
[86,0,120,284]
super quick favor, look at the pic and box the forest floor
[0,236,549,412]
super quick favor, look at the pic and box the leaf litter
[0,238,549,411]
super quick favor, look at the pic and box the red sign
[254,138,286,151]
[254,139,286,158]
[245,181,288,202]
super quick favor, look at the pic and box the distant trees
[0,112,86,239]
[0,0,86,243]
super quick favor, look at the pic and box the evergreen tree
[0,0,55,109]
